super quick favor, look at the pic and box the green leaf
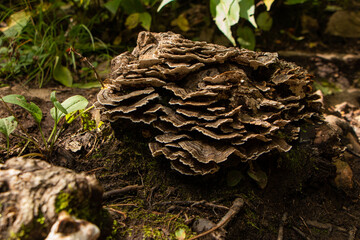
[125,13,140,29]
[227,170,244,187]
[0,10,31,38]
[263,0,275,11]
[0,116,17,138]
[211,0,240,46]
[237,26,256,50]
[2,94,43,124]
[175,228,186,240]
[120,0,144,14]
[157,0,175,12]
[72,82,102,89]
[284,0,308,5]
[257,11,273,31]
[50,91,68,115]
[50,95,88,124]
[171,14,190,32]
[139,12,152,31]
[247,168,268,189]
[125,12,152,31]
[240,0,257,28]
[53,56,73,87]
[104,0,122,15]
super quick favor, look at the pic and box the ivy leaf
[53,56,73,87]
[50,95,88,124]
[247,168,268,189]
[139,12,152,31]
[2,94,43,124]
[157,0,175,12]
[239,0,257,28]
[125,12,152,31]
[237,26,256,50]
[211,0,240,46]
[104,0,122,15]
[125,13,140,29]
[227,170,244,187]
[171,14,190,32]
[263,0,275,11]
[257,11,273,31]
[0,116,17,139]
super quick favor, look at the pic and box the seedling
[0,92,89,158]
[0,116,18,153]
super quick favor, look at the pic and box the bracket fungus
[96,31,322,175]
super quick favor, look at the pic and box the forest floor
[1,39,360,240]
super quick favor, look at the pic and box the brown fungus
[96,31,322,175]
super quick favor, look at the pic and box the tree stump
[0,157,108,240]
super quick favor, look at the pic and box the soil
[1,37,360,240]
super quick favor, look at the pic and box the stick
[348,226,357,240]
[188,198,244,240]
[67,47,105,88]
[103,185,144,200]
[292,226,311,240]
[155,200,229,211]
[277,212,287,240]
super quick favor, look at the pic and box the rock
[192,218,225,240]
[0,157,107,240]
[96,31,322,175]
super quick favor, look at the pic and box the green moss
[55,192,75,214]
[278,145,308,171]
[117,206,195,239]
[55,191,113,238]
[8,211,47,240]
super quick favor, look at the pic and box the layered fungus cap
[96,31,322,175]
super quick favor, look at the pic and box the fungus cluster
[96,31,322,175]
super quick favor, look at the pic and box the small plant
[0,92,89,158]
[0,116,18,153]
[0,1,109,87]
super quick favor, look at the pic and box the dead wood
[103,184,144,200]
[189,197,244,240]
[0,157,107,240]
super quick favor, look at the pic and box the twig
[105,203,138,207]
[306,220,332,233]
[67,47,104,87]
[300,216,312,235]
[292,226,311,240]
[346,148,360,159]
[155,200,229,211]
[348,226,357,240]
[105,207,127,219]
[306,219,347,232]
[188,198,244,240]
[277,212,287,240]
[85,134,98,159]
[103,185,144,200]
[84,166,105,174]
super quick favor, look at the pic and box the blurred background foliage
[0,0,358,87]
